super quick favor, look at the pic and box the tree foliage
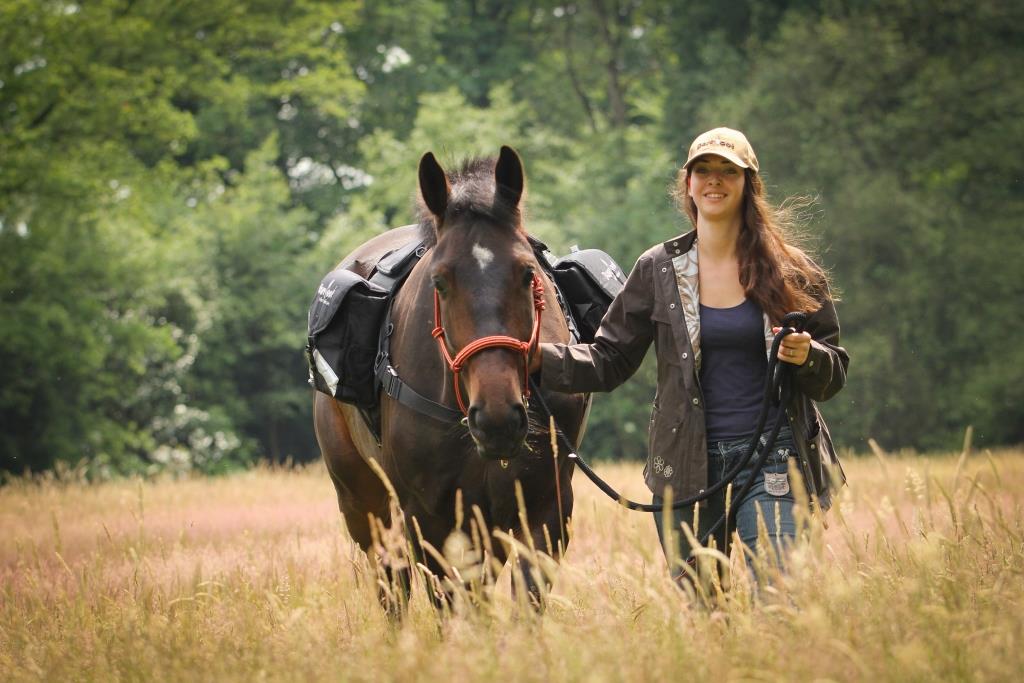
[2,0,1021,475]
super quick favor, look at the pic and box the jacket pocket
[651,299,686,372]
[650,298,673,324]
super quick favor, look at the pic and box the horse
[313,146,590,611]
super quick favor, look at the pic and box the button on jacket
[539,230,850,509]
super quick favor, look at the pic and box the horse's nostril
[467,405,481,431]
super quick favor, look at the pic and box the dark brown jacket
[540,230,849,509]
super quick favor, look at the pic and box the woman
[532,127,849,577]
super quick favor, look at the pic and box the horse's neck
[534,261,572,344]
[390,255,447,373]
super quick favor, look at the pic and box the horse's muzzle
[467,402,529,460]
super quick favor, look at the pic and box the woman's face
[687,155,745,222]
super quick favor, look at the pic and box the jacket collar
[661,230,697,259]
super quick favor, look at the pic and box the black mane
[416,156,524,247]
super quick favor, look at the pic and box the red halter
[432,274,545,416]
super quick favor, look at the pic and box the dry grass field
[2,447,1022,682]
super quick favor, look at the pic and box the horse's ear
[418,151,449,218]
[494,145,524,208]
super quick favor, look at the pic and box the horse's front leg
[404,510,467,613]
[406,508,514,614]
[363,509,413,621]
[369,549,411,621]
[511,505,572,611]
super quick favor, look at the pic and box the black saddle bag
[306,269,389,408]
[551,248,626,342]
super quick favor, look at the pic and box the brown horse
[314,147,589,610]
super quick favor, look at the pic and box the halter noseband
[431,274,545,416]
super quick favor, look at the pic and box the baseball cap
[683,127,759,172]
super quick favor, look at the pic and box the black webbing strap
[374,297,463,424]
[369,238,464,424]
[528,235,580,343]
[370,237,427,292]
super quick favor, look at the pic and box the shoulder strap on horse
[369,237,428,291]
[527,234,581,342]
[527,234,558,269]
[374,298,464,424]
[367,238,465,424]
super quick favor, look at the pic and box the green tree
[702,0,1024,449]
[184,137,318,463]
[1,0,361,473]
[5,0,1021,477]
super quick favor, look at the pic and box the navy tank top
[699,298,776,441]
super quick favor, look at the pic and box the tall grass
[1,450,1021,682]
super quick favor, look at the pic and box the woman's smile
[689,154,745,220]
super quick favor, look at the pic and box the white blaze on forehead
[472,242,494,272]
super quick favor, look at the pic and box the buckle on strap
[380,365,401,398]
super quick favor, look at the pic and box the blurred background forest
[2,0,1022,477]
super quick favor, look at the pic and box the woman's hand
[773,327,812,366]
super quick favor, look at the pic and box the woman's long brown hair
[674,168,832,323]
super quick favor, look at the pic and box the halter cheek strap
[432,274,545,416]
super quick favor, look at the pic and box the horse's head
[418,146,541,461]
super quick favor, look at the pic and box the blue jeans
[653,425,798,577]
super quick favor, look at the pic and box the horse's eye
[432,276,448,296]
[522,267,535,287]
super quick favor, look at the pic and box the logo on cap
[684,127,758,172]
[696,138,735,151]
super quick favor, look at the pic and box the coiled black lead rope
[531,312,808,532]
